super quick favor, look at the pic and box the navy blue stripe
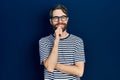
[39,34,85,80]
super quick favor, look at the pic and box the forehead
[52,9,66,16]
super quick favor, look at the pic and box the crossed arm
[44,59,84,77]
[55,62,85,77]
[43,40,85,77]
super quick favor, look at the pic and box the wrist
[53,40,59,47]
[55,63,59,69]
[54,39,59,43]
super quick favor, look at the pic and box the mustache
[55,23,66,26]
[53,23,67,32]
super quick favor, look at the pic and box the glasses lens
[61,16,67,21]
[52,16,58,21]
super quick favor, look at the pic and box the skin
[43,9,85,77]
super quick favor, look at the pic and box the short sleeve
[39,39,50,65]
[74,38,85,62]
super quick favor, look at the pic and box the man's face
[50,9,69,32]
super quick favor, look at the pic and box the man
[39,4,85,80]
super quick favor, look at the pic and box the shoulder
[39,34,53,44]
[70,34,84,43]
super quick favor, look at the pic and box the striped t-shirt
[39,34,85,80]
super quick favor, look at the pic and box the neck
[60,30,69,39]
[54,30,69,39]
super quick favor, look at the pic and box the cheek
[66,19,68,23]
[63,19,68,24]
[51,21,58,25]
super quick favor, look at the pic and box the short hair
[49,4,68,18]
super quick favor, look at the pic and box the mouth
[57,24,64,27]
[53,23,67,32]
[56,23,66,27]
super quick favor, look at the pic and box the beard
[52,23,67,32]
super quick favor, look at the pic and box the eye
[51,16,68,22]
[51,16,58,21]
[61,16,67,19]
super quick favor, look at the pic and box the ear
[67,17,69,21]
[49,19,52,24]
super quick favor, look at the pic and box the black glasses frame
[51,15,68,22]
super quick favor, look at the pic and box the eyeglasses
[51,15,68,22]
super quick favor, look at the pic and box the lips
[53,23,67,32]
[56,23,66,27]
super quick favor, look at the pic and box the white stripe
[39,34,84,80]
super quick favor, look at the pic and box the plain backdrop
[0,0,120,80]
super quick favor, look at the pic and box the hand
[55,27,62,41]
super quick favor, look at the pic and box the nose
[58,17,62,23]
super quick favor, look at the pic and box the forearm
[55,63,84,77]
[44,40,59,72]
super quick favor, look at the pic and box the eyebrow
[52,15,67,17]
